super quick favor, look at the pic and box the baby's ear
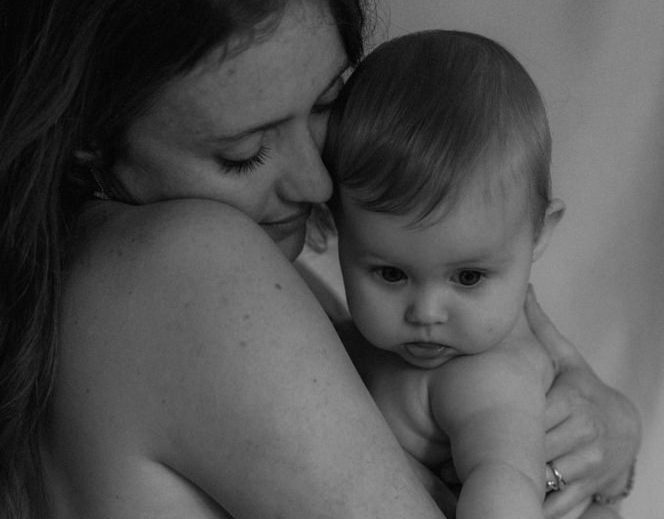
[532,199,565,262]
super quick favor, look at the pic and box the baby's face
[337,184,538,369]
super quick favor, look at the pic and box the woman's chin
[273,227,307,261]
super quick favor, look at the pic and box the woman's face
[113,1,348,260]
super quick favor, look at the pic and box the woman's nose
[278,119,332,204]
[405,289,449,326]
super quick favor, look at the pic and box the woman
[0,0,640,517]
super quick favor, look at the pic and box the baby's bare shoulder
[428,336,552,428]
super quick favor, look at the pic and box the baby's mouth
[404,342,448,359]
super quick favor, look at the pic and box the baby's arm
[430,347,547,519]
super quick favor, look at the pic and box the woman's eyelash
[217,146,270,174]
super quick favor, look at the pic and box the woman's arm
[525,287,641,519]
[84,200,446,518]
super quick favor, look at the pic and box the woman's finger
[545,374,609,464]
[545,417,576,462]
[544,491,593,519]
[545,452,597,518]
[525,285,581,366]
[545,432,616,517]
[544,382,572,432]
[545,445,598,496]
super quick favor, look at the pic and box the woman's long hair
[0,0,367,516]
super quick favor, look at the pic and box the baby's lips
[404,342,446,359]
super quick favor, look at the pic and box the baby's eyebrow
[445,249,514,267]
[356,251,399,266]
[461,258,512,270]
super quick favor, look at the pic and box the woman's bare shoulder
[65,198,305,324]
[70,198,279,278]
[65,195,328,339]
[55,199,443,518]
[60,198,332,437]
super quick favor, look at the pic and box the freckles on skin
[225,65,238,79]
[148,6,328,144]
[115,0,345,225]
[187,2,334,134]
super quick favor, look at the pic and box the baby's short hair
[324,30,552,229]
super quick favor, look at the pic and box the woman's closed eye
[216,146,271,175]
[451,269,485,288]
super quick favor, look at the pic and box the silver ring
[545,461,567,493]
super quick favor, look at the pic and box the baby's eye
[452,270,484,287]
[375,266,407,284]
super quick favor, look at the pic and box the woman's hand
[525,286,641,519]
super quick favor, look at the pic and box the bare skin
[35,0,640,515]
[40,2,447,517]
[43,199,444,518]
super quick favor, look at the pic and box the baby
[324,30,617,519]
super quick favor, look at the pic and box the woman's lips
[261,208,311,242]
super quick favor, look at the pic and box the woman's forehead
[140,0,347,142]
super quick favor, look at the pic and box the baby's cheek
[466,305,519,352]
[352,296,398,349]
[358,307,392,345]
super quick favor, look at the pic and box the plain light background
[372,1,664,516]
[300,0,663,516]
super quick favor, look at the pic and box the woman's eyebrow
[210,118,288,144]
